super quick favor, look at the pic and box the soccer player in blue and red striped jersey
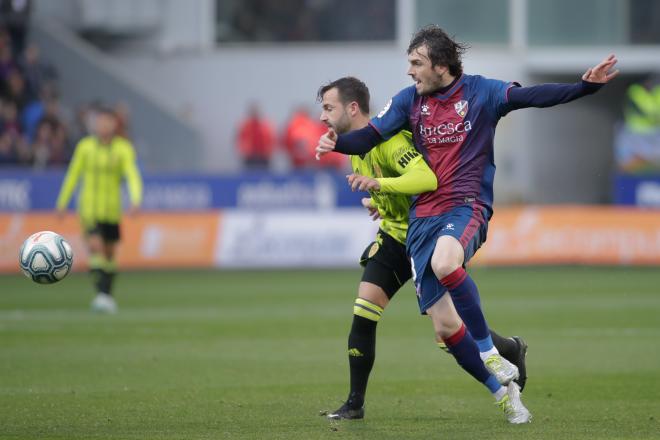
[317,77,529,423]
[317,25,619,423]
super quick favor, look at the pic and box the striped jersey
[56,135,143,226]
[370,74,517,222]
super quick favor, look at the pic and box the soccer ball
[19,231,74,284]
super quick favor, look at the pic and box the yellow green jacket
[56,135,143,227]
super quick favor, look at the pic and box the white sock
[493,386,507,401]
[480,346,499,362]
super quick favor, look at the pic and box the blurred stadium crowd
[0,0,129,170]
[2,0,660,178]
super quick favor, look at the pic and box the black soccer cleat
[511,336,528,392]
[326,402,365,420]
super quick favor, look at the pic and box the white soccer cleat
[91,293,118,314]
[485,353,519,385]
[496,382,532,424]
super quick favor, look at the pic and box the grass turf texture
[1,267,659,439]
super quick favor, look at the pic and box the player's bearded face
[320,90,351,134]
[329,108,351,134]
[408,46,446,95]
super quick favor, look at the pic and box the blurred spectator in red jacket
[282,107,319,168]
[283,106,347,170]
[236,102,274,169]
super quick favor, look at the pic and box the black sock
[347,314,377,408]
[490,330,518,361]
[98,271,116,295]
[91,268,104,293]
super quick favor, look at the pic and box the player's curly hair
[408,25,468,77]
[317,77,370,114]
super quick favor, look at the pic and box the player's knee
[431,236,464,278]
[103,244,116,260]
[357,282,390,309]
[430,256,460,279]
[353,297,384,323]
[87,239,103,254]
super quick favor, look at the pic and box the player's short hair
[408,25,468,77]
[94,104,118,118]
[317,77,370,115]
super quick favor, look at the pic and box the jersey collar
[431,74,464,100]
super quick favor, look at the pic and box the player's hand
[582,54,619,83]
[127,205,139,217]
[361,197,381,220]
[315,128,337,160]
[56,209,65,221]
[347,173,381,192]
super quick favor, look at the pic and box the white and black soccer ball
[19,231,74,284]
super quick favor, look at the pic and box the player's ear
[433,64,448,76]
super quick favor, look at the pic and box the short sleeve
[370,86,416,140]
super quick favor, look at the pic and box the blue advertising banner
[0,169,367,211]
[613,174,660,207]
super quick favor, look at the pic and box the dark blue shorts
[407,205,488,314]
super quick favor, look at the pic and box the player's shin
[99,258,117,295]
[440,267,495,354]
[440,269,519,384]
[90,255,117,296]
[89,254,105,293]
[444,323,531,423]
[443,323,498,389]
[346,298,382,408]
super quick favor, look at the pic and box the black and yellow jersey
[350,130,436,245]
[56,135,143,227]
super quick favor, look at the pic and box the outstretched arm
[506,54,619,112]
[316,124,383,158]
[317,87,414,158]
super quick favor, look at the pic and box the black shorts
[86,222,121,242]
[359,230,412,299]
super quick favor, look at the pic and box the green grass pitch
[1,267,659,439]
